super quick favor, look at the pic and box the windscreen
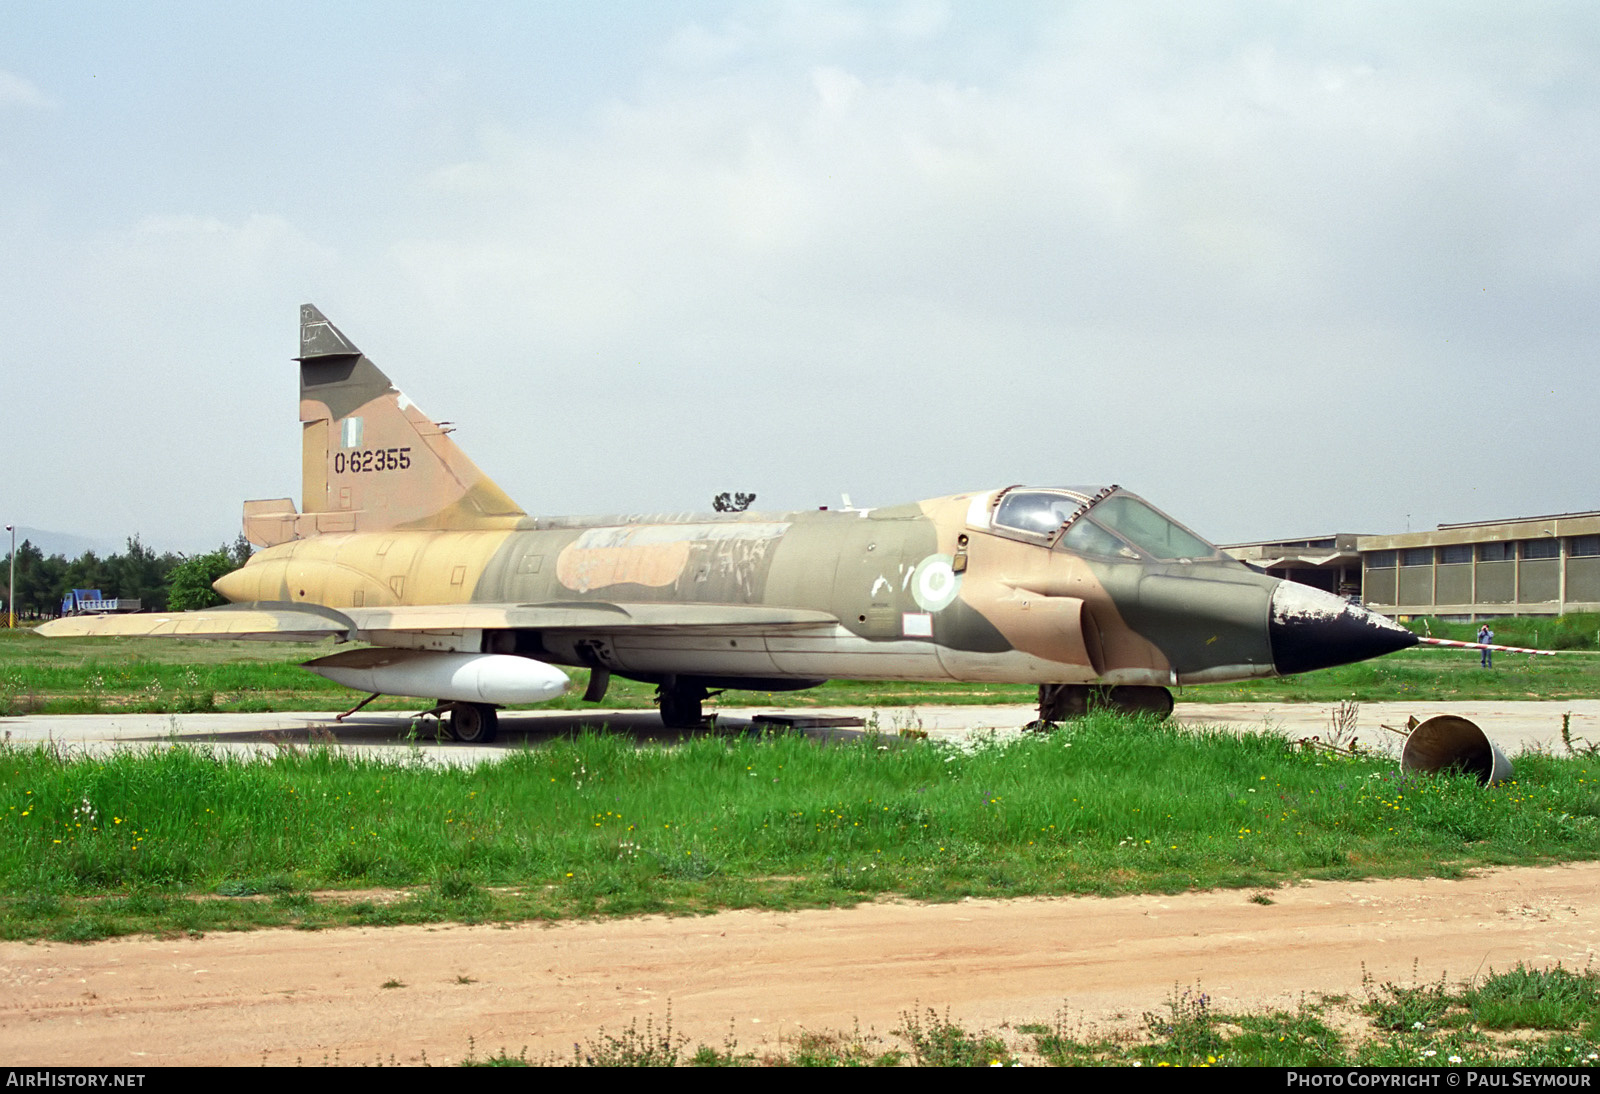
[1087,494,1218,561]
[1059,518,1134,558]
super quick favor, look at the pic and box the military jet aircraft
[40,305,1419,740]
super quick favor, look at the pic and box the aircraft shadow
[108,710,877,749]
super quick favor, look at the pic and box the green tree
[107,535,179,610]
[13,542,69,618]
[166,548,238,611]
[3,540,45,618]
[61,550,113,601]
[32,551,67,616]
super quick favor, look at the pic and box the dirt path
[4,862,1598,1066]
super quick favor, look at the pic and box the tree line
[2,535,252,620]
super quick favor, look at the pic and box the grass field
[4,620,1600,716]
[7,620,1598,1067]
[3,711,1596,942]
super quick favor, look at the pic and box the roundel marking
[910,554,961,612]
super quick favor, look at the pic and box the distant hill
[6,526,125,560]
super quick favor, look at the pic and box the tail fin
[244,304,525,546]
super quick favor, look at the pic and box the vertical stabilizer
[247,304,525,543]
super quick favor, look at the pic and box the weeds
[462,1037,537,1067]
[687,1023,754,1067]
[1363,961,1453,1031]
[1140,985,1226,1064]
[896,1006,1015,1067]
[574,1007,686,1067]
[1328,700,1361,752]
[448,965,1600,1065]
[1562,712,1599,758]
[780,1022,904,1066]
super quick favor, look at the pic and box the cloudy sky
[3,1,1596,554]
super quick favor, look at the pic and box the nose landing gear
[1031,683,1174,729]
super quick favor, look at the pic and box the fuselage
[215,484,1415,692]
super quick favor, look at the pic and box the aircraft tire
[1038,684,1091,722]
[1099,686,1174,720]
[449,703,500,744]
[659,686,705,729]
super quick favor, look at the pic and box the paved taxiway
[3,699,1595,764]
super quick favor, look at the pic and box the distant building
[1221,534,1365,598]
[1225,512,1600,620]
[1358,512,1600,621]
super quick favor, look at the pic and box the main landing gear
[657,681,709,729]
[447,702,500,743]
[412,700,500,743]
[1030,683,1174,729]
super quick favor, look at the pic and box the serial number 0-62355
[334,447,412,474]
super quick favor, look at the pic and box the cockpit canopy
[986,486,1223,562]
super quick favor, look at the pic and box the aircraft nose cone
[1268,581,1418,676]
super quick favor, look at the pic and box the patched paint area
[559,538,690,592]
[965,491,996,530]
[1270,581,1350,624]
[557,522,791,596]
[1270,581,1412,635]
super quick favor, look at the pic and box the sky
[3,1,1597,554]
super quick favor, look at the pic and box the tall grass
[1402,612,1600,651]
[3,714,1596,939]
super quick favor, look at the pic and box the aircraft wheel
[449,703,500,744]
[1038,684,1090,722]
[1099,686,1174,720]
[658,685,705,729]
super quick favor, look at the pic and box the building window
[1439,544,1472,564]
[1568,535,1599,557]
[1366,551,1397,569]
[1401,548,1433,566]
[1522,538,1560,560]
[1478,542,1512,562]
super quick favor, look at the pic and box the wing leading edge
[37,601,840,641]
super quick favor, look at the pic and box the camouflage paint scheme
[42,306,1418,728]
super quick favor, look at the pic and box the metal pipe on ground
[1400,714,1513,786]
